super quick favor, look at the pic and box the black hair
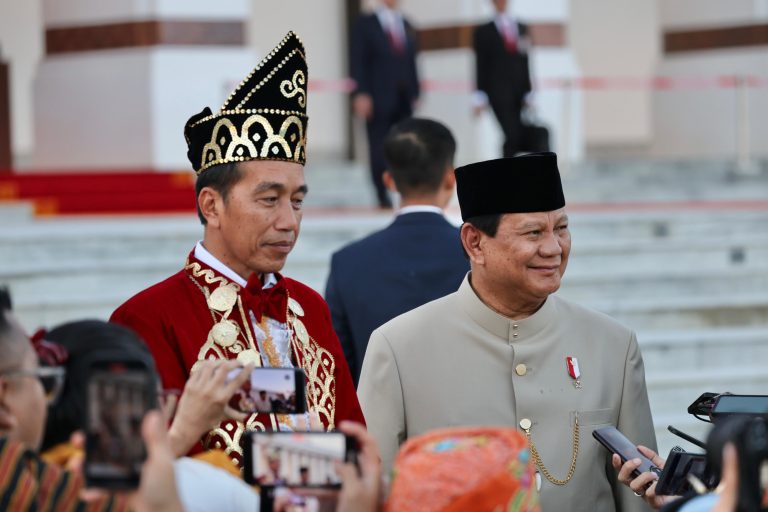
[0,286,11,337]
[40,320,154,451]
[0,286,27,371]
[459,214,504,259]
[195,162,244,224]
[464,214,503,237]
[383,118,456,197]
[0,286,11,312]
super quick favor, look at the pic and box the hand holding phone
[593,426,662,478]
[242,431,359,487]
[84,352,158,489]
[226,367,306,415]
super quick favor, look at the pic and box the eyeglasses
[0,366,66,404]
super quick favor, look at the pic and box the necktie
[501,20,517,53]
[241,273,289,324]
[388,16,404,53]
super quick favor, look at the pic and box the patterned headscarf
[386,427,539,512]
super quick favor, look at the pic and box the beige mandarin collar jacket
[359,274,656,512]
[458,275,556,343]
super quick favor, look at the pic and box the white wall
[651,49,768,159]
[0,0,43,162]
[571,0,659,147]
[150,48,259,169]
[650,0,768,159]
[33,47,257,170]
[248,0,348,160]
[43,0,249,26]
[660,0,767,28]
[33,51,153,169]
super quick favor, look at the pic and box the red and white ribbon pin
[566,356,582,388]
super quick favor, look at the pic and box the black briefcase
[520,121,550,153]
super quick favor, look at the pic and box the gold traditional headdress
[184,31,308,175]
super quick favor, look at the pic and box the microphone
[667,425,706,449]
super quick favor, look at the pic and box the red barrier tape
[307,75,768,93]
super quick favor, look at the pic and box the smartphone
[83,353,157,489]
[242,431,359,487]
[227,367,306,415]
[712,395,768,417]
[593,426,662,478]
[655,450,713,496]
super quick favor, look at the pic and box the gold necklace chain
[522,413,579,486]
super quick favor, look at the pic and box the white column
[31,0,256,171]
[570,0,659,149]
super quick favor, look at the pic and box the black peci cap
[455,152,565,221]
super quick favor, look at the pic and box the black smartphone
[593,426,662,478]
[655,450,713,496]
[227,367,306,414]
[712,395,768,417]
[242,431,359,487]
[83,353,158,489]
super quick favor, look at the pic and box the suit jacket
[325,211,468,386]
[111,249,364,467]
[358,275,656,512]
[350,12,420,117]
[473,20,532,106]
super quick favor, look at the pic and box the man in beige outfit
[358,152,656,511]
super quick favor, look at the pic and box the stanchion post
[559,78,572,174]
[735,73,758,175]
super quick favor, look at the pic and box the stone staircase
[1,157,767,456]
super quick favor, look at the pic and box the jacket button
[515,363,527,376]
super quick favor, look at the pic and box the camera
[678,392,768,509]
[728,416,768,511]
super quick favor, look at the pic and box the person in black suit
[325,118,468,385]
[473,0,533,157]
[350,0,421,208]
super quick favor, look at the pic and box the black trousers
[366,91,413,207]
[489,95,524,158]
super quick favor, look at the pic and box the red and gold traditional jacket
[110,250,365,467]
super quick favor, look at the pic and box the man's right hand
[612,445,674,510]
[353,94,374,120]
[167,359,253,457]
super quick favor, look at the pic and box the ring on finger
[633,490,644,497]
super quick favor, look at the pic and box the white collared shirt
[494,13,519,41]
[375,6,405,44]
[194,241,277,289]
[397,205,445,217]
[193,241,304,430]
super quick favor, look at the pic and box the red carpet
[0,171,197,215]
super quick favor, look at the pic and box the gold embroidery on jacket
[184,258,337,461]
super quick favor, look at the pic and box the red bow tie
[241,273,288,324]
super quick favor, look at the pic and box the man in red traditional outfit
[111,31,364,467]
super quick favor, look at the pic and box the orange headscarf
[386,427,539,512]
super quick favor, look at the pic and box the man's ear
[382,171,398,193]
[198,187,224,228]
[460,223,485,265]
[443,166,456,191]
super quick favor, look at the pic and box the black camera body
[734,417,768,512]
[685,393,768,510]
